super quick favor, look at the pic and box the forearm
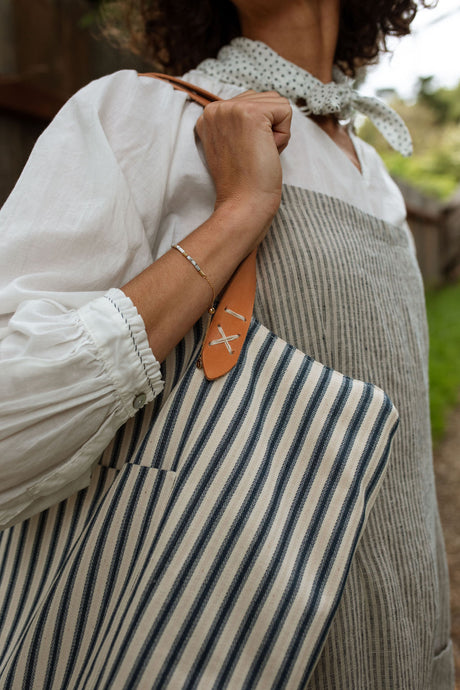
[122,201,269,362]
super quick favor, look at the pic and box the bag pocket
[0,464,118,666]
[0,464,176,689]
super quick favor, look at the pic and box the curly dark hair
[101,0,431,76]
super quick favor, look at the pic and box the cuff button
[133,393,147,410]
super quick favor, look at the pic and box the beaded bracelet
[171,244,216,315]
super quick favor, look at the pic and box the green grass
[426,282,460,443]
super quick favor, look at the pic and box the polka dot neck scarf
[197,37,412,156]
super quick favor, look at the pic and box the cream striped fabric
[0,185,451,688]
[0,235,398,686]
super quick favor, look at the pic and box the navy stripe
[0,510,48,662]
[182,355,324,687]
[0,528,14,591]
[2,487,88,685]
[266,386,377,688]
[298,404,400,688]
[103,423,126,469]
[96,324,276,687]
[16,467,133,688]
[0,521,29,639]
[60,466,168,687]
[151,356,212,471]
[123,405,147,466]
[49,466,153,687]
[71,467,175,689]
[152,345,300,688]
[5,466,115,676]
[216,374,355,688]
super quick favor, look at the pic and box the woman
[0,0,453,687]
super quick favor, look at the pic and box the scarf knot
[299,80,353,117]
[197,38,412,157]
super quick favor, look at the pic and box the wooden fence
[397,180,460,286]
[0,0,144,208]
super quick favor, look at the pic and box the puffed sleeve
[0,70,183,529]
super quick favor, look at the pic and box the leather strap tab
[202,250,257,381]
[140,72,257,380]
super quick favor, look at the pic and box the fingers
[197,91,292,154]
[194,90,292,231]
[232,89,280,100]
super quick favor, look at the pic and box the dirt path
[433,404,460,687]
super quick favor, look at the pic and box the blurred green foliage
[418,77,460,125]
[359,78,460,200]
[426,283,460,443]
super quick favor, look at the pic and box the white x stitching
[209,325,240,354]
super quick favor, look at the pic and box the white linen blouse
[0,68,408,528]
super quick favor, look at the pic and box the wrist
[213,192,280,236]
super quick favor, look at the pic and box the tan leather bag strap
[139,72,258,380]
[140,72,221,108]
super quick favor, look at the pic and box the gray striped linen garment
[0,185,452,689]
[253,187,454,689]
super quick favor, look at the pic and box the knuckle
[227,101,256,121]
[202,101,220,118]
[241,102,257,115]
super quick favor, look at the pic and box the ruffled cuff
[78,288,164,417]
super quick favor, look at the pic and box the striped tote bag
[0,313,398,689]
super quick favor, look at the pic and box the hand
[124,92,292,362]
[195,90,292,239]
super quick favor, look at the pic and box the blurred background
[1,0,459,682]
